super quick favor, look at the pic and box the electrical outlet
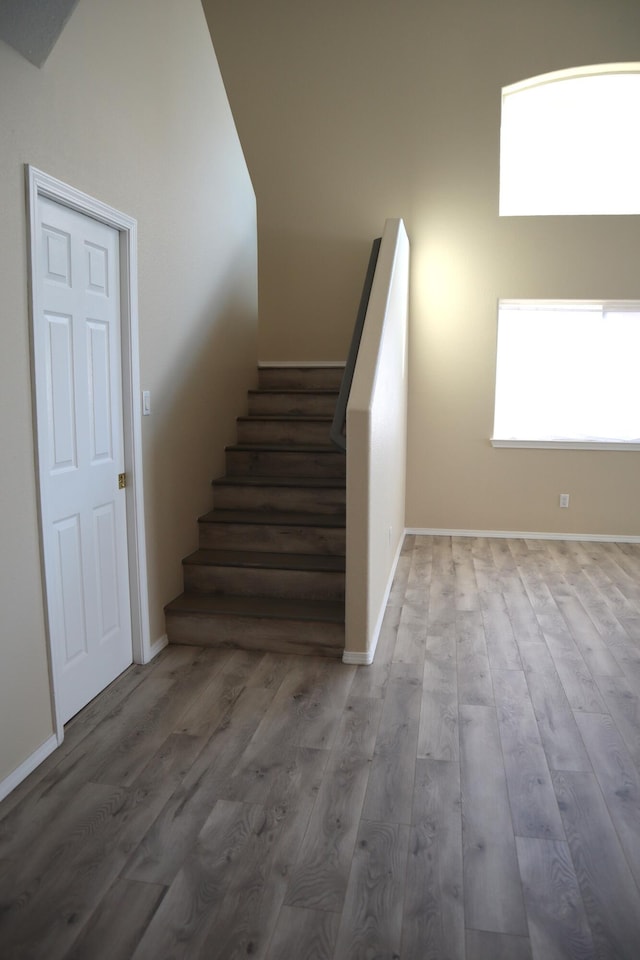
[559,493,570,508]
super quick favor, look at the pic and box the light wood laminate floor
[2,535,640,959]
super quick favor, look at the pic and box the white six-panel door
[35,196,132,723]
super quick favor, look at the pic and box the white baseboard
[145,633,168,664]
[258,361,345,368]
[406,528,640,544]
[342,649,375,665]
[343,531,406,667]
[0,733,59,804]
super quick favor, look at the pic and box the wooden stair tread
[248,388,339,397]
[226,442,339,453]
[198,508,345,528]
[259,364,344,371]
[183,548,345,572]
[213,474,345,489]
[237,415,333,423]
[165,592,345,623]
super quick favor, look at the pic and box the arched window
[499,64,640,215]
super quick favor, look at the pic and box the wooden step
[212,475,346,515]
[257,365,344,391]
[225,444,346,479]
[248,389,338,417]
[182,549,345,601]
[236,416,333,446]
[198,509,345,554]
[165,593,345,657]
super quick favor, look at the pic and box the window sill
[491,438,640,451]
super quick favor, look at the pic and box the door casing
[26,165,152,744]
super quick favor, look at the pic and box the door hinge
[118,472,127,490]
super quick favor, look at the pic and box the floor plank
[283,748,371,912]
[333,820,408,960]
[393,600,428,665]
[524,670,591,773]
[332,695,383,758]
[403,758,465,960]
[552,769,640,960]
[542,628,608,715]
[459,704,528,936]
[456,610,494,707]
[492,670,565,840]
[466,928,533,960]
[131,799,266,960]
[418,659,459,761]
[122,683,280,885]
[516,836,595,960]
[64,878,165,960]
[593,674,640,772]
[266,906,340,960]
[361,671,421,825]
[574,711,640,889]
[479,592,523,672]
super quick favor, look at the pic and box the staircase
[164,365,346,658]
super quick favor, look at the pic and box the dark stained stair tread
[225,442,341,453]
[237,415,333,423]
[248,388,339,394]
[165,593,345,622]
[198,508,345,527]
[182,548,345,572]
[212,474,345,489]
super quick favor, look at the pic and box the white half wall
[345,218,409,662]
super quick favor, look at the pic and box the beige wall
[203,0,640,537]
[0,0,257,787]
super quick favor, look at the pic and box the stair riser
[248,392,338,417]
[258,367,344,390]
[226,450,346,479]
[213,484,345,515]
[237,420,332,446]
[199,522,345,555]
[183,565,345,601]
[166,611,344,658]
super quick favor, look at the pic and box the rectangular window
[492,301,640,449]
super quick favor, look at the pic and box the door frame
[26,165,152,744]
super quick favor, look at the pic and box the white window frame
[491,299,640,451]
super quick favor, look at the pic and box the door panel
[46,312,77,471]
[35,196,132,723]
[54,513,87,664]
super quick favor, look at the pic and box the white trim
[147,633,169,662]
[257,361,345,368]
[343,530,406,666]
[0,734,59,804]
[407,528,640,543]
[503,62,640,98]
[343,649,375,666]
[26,165,151,743]
[499,298,640,311]
[492,439,640,451]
